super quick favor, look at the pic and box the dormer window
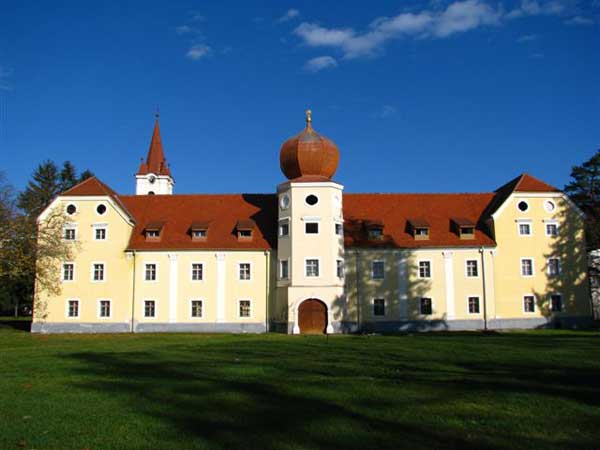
[144,222,164,241]
[452,218,475,240]
[190,221,209,241]
[365,220,384,241]
[409,219,430,240]
[236,219,255,241]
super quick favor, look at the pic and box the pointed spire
[137,114,171,177]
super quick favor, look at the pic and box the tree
[564,149,600,250]
[59,161,78,191]
[79,169,94,182]
[17,160,62,218]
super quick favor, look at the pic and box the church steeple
[135,114,174,195]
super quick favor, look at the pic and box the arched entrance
[298,299,328,334]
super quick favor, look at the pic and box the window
[420,298,433,315]
[523,295,535,313]
[418,261,431,278]
[239,300,251,318]
[67,300,79,318]
[63,263,74,281]
[544,201,556,213]
[415,227,429,237]
[546,223,558,236]
[280,260,289,279]
[191,300,203,318]
[280,195,290,210]
[64,227,76,240]
[468,296,480,314]
[145,263,157,281]
[144,300,156,318]
[521,259,534,277]
[550,294,562,312]
[146,230,160,238]
[336,259,344,279]
[66,204,77,215]
[466,260,479,277]
[99,300,111,318]
[460,227,475,238]
[547,258,561,276]
[368,228,383,240]
[372,261,385,280]
[95,227,107,240]
[305,222,319,234]
[306,259,319,277]
[335,223,343,236]
[191,263,203,281]
[305,195,318,206]
[239,263,251,280]
[373,298,385,316]
[517,201,529,212]
[93,263,105,281]
[192,229,207,239]
[238,229,252,238]
[279,222,289,237]
[518,222,531,236]
[96,204,107,215]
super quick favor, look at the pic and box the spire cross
[305,109,312,126]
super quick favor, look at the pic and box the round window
[96,204,107,215]
[148,175,156,184]
[305,195,319,206]
[517,201,529,212]
[544,201,556,213]
[66,204,77,215]
[280,195,290,210]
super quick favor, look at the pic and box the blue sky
[1,0,598,195]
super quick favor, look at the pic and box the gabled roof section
[137,117,172,177]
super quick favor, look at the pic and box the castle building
[32,112,592,333]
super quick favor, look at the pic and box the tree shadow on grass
[0,318,31,331]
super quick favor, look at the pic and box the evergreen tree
[565,149,600,250]
[59,161,78,191]
[79,169,94,182]
[17,160,61,217]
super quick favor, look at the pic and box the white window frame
[90,261,106,283]
[304,257,320,278]
[97,299,112,319]
[545,220,559,237]
[279,220,290,238]
[465,259,479,278]
[517,219,532,236]
[190,299,204,319]
[238,262,252,281]
[238,299,252,319]
[190,262,205,282]
[520,257,535,278]
[523,294,536,314]
[92,223,108,241]
[417,260,432,279]
[467,295,481,315]
[304,221,320,235]
[142,299,157,319]
[547,257,561,276]
[516,200,529,213]
[336,259,344,279]
[143,262,159,282]
[371,260,385,280]
[95,202,108,216]
[419,297,434,316]
[63,223,78,241]
[372,298,386,317]
[549,293,563,313]
[65,298,80,319]
[544,200,556,213]
[335,221,343,236]
[62,262,75,282]
[279,259,289,280]
[65,203,78,216]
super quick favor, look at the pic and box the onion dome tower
[280,110,340,181]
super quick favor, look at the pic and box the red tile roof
[137,119,172,177]
[513,173,559,192]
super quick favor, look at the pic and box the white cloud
[506,0,565,19]
[304,56,338,72]
[277,9,300,23]
[176,25,193,34]
[517,33,538,42]
[379,105,397,118]
[565,15,595,25]
[186,44,211,60]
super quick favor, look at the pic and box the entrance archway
[298,299,328,334]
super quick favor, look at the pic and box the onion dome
[280,110,340,181]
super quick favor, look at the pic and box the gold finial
[305,109,312,126]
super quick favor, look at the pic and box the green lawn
[1,324,600,450]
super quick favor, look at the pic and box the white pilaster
[443,251,455,319]
[398,251,408,319]
[215,252,226,323]
[168,253,178,323]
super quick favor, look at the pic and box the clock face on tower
[148,175,156,184]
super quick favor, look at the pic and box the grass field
[1,323,600,450]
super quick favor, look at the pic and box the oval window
[517,201,529,212]
[96,204,107,215]
[305,195,319,206]
[280,195,290,210]
[66,204,77,215]
[544,201,555,213]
